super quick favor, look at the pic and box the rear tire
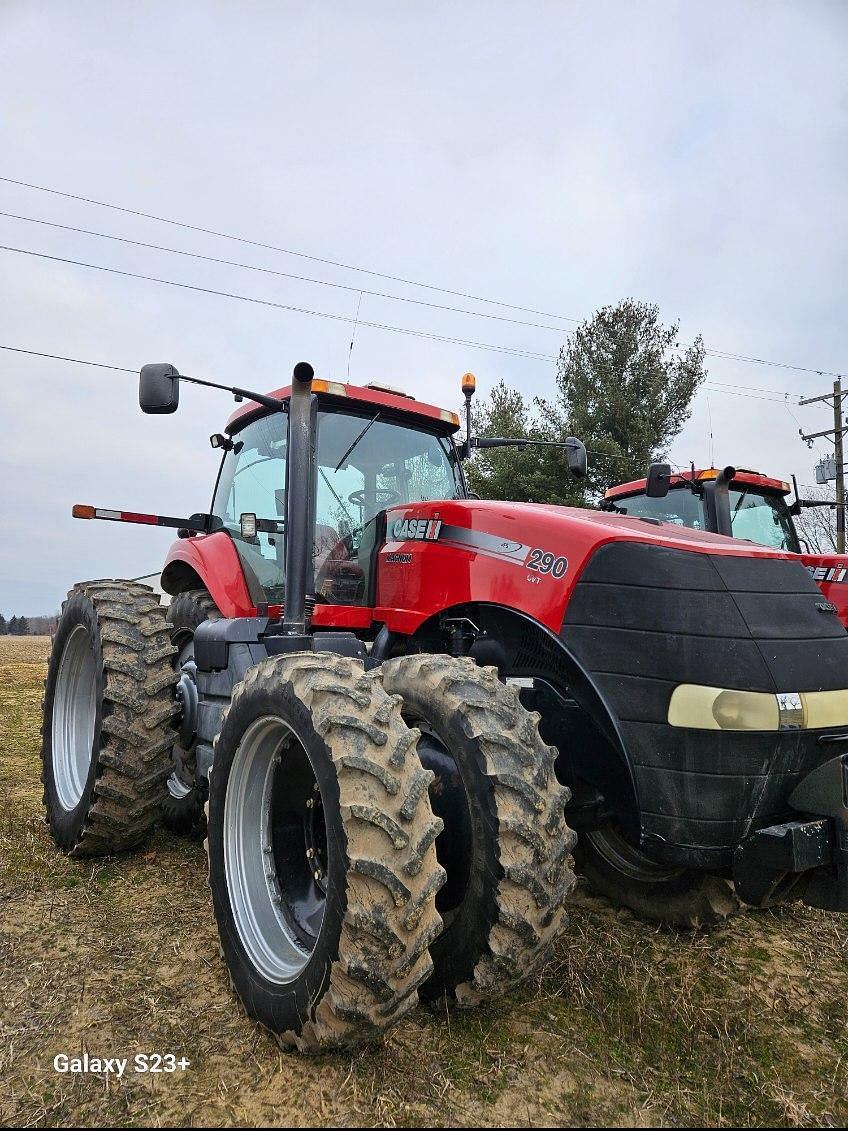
[41,580,177,856]
[575,822,740,928]
[205,652,446,1052]
[378,654,576,1003]
[163,588,220,836]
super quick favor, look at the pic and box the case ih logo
[808,565,848,584]
[392,517,443,541]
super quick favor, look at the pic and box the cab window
[728,489,799,552]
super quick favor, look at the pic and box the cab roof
[604,467,791,502]
[225,378,461,434]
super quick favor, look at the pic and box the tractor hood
[375,498,810,636]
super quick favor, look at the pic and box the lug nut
[313,870,322,881]
[306,848,314,859]
[306,798,314,809]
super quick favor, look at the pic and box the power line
[0,337,800,410]
[0,343,135,373]
[0,208,812,398]
[0,174,578,325]
[0,209,576,337]
[1,173,843,381]
[0,243,554,362]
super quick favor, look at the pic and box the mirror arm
[470,436,582,451]
[178,372,288,412]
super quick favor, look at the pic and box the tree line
[0,613,59,636]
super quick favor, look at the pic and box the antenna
[706,390,715,466]
[347,291,364,381]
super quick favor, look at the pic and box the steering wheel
[348,487,401,509]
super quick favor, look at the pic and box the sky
[0,1,846,614]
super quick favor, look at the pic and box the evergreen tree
[467,299,706,503]
[0,613,6,636]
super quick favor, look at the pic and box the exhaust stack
[282,362,315,635]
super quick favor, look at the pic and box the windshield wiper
[334,411,381,472]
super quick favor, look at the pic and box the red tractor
[602,464,848,626]
[41,364,848,1053]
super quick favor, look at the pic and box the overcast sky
[1,1,846,614]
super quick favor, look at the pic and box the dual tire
[205,652,578,1047]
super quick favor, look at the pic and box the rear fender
[160,532,256,618]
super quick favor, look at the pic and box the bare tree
[795,486,838,554]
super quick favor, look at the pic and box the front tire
[205,653,446,1052]
[41,580,177,855]
[378,654,577,1003]
[575,822,740,928]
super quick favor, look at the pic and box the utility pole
[835,379,845,554]
[800,377,847,553]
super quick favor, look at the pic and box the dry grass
[1,635,847,1127]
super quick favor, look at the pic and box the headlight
[668,685,848,732]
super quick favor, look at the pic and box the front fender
[161,532,255,618]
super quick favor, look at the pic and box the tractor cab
[212,380,465,609]
[601,467,802,552]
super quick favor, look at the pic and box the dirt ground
[1,635,847,1128]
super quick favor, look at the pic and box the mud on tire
[377,654,577,1002]
[41,580,178,856]
[576,823,740,928]
[205,652,446,1052]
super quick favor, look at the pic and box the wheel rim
[223,715,328,984]
[52,624,97,811]
[586,823,687,884]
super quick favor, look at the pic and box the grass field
[1,635,847,1127]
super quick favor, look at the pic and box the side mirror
[139,363,180,414]
[646,462,671,498]
[566,438,587,478]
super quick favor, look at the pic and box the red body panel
[801,554,848,626]
[164,502,807,636]
[373,500,800,636]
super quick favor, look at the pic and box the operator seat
[314,523,365,603]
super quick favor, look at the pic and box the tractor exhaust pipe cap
[293,361,314,385]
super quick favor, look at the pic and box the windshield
[606,487,706,529]
[607,484,799,552]
[314,410,462,604]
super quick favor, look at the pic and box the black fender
[409,602,639,826]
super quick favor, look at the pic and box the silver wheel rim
[223,715,324,984]
[52,624,98,811]
[167,773,193,800]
